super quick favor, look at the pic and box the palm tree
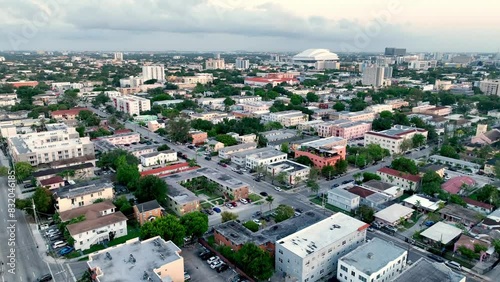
[265,195,274,211]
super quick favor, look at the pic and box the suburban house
[60,201,128,251]
[133,200,164,226]
[53,181,114,212]
[327,188,360,212]
[40,176,65,190]
[441,176,476,195]
[463,197,494,214]
[403,194,444,213]
[374,204,414,226]
[420,222,462,246]
[453,234,490,262]
[439,204,482,228]
[139,150,177,167]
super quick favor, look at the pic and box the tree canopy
[134,175,168,205]
[180,211,208,238]
[391,157,418,175]
[140,215,186,246]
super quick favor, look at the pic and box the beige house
[54,181,114,212]
[364,125,428,154]
[207,140,224,152]
[87,236,184,282]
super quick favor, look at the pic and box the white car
[253,219,262,226]
[274,187,283,192]
[239,198,248,204]
[207,256,220,264]
[210,260,224,269]
[225,203,234,209]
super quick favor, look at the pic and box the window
[359,275,367,282]
[340,265,348,272]
[351,271,355,276]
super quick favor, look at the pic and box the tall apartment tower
[362,66,385,87]
[235,58,250,69]
[142,65,165,82]
[476,124,488,136]
[385,47,406,56]
[114,52,123,61]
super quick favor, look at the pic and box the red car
[230,202,237,207]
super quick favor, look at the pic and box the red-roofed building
[244,77,299,87]
[441,176,476,195]
[347,186,375,198]
[40,176,65,190]
[113,129,132,135]
[376,167,421,191]
[453,234,490,262]
[140,163,196,178]
[7,81,39,88]
[51,107,88,121]
[463,197,494,214]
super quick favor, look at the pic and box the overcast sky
[0,0,499,53]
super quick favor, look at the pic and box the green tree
[113,196,133,215]
[60,89,80,107]
[264,121,283,131]
[321,165,336,178]
[333,102,346,111]
[0,166,8,176]
[134,175,168,205]
[180,211,208,238]
[296,155,314,166]
[140,215,186,246]
[223,97,235,108]
[265,195,274,211]
[440,145,460,159]
[235,243,274,280]
[335,159,349,174]
[280,142,289,153]
[14,162,34,181]
[391,157,418,175]
[399,139,413,153]
[215,134,238,146]
[358,205,375,223]
[98,149,139,169]
[116,158,140,189]
[306,92,319,102]
[362,172,381,182]
[274,204,295,222]
[290,94,304,105]
[412,134,426,148]
[221,211,239,223]
[157,144,170,151]
[92,92,110,107]
[243,221,260,232]
[167,118,191,143]
[421,171,443,197]
[32,187,54,214]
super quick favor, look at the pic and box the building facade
[364,125,428,154]
[113,95,151,116]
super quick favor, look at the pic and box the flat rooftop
[393,258,465,282]
[219,142,257,153]
[247,148,286,160]
[278,213,368,258]
[87,237,182,282]
[267,160,309,173]
[340,238,406,275]
[420,222,462,244]
[377,125,421,137]
[403,195,444,212]
[374,204,414,223]
[54,180,113,199]
[301,136,346,149]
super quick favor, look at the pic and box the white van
[52,241,67,249]
[446,261,462,271]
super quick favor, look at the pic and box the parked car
[213,207,221,213]
[216,263,229,273]
[294,211,301,217]
[207,256,220,264]
[236,170,243,174]
[24,183,35,188]
[332,183,340,188]
[230,202,237,207]
[384,226,398,233]
[58,246,74,256]
[260,192,268,197]
[200,252,215,260]
[445,261,462,271]
[254,178,261,182]
[252,211,262,218]
[36,274,53,282]
[239,198,248,204]
[39,223,50,230]
[210,260,224,269]
[427,254,445,263]
[205,156,212,160]
[253,219,262,226]
[274,187,283,192]
[424,221,435,227]
[341,180,350,185]
[52,240,67,249]
[225,203,234,209]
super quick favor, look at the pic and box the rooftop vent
[367,252,374,259]
[129,254,136,263]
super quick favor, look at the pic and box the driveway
[183,244,236,282]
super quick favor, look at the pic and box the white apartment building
[362,66,384,87]
[364,125,428,154]
[261,110,308,127]
[205,58,225,70]
[97,132,140,145]
[54,181,114,212]
[0,93,18,106]
[219,142,258,159]
[8,124,95,166]
[114,52,123,61]
[60,202,128,251]
[330,111,376,122]
[408,60,437,70]
[179,73,214,84]
[236,133,257,144]
[235,58,250,69]
[376,167,421,191]
[337,238,407,282]
[240,102,272,113]
[366,104,393,114]
[328,189,360,212]
[140,151,177,167]
[267,160,310,185]
[479,80,500,96]
[113,95,151,116]
[244,148,287,170]
[275,213,368,282]
[142,65,165,82]
[232,96,262,104]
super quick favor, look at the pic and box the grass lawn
[214,199,225,205]
[82,225,140,255]
[398,192,413,202]
[310,197,353,216]
[201,201,213,209]
[248,193,262,202]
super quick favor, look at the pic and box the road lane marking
[33,271,36,277]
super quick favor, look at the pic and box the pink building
[294,137,347,169]
[441,176,476,195]
[40,176,65,190]
[317,120,372,139]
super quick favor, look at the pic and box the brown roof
[50,155,96,168]
[347,186,375,198]
[40,176,64,186]
[66,211,127,235]
[59,201,116,222]
[378,167,421,182]
[462,197,494,211]
[51,107,88,117]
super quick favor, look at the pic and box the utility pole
[32,199,39,228]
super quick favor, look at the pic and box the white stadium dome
[293,49,339,61]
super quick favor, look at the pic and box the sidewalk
[30,223,68,265]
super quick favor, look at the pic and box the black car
[216,263,229,273]
[260,192,268,197]
[36,274,53,282]
[254,178,261,182]
[200,251,215,260]
[205,156,212,160]
[332,183,340,188]
[341,180,349,184]
[295,208,303,213]
[427,254,445,263]
[236,170,243,174]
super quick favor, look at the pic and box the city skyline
[0,0,499,52]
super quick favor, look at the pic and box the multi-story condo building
[87,236,184,282]
[411,104,452,116]
[235,58,250,69]
[364,125,428,154]
[0,93,18,106]
[362,66,384,87]
[53,180,114,212]
[219,142,257,159]
[97,132,140,145]
[337,238,407,282]
[231,148,287,170]
[408,60,437,70]
[376,167,422,191]
[50,107,88,122]
[232,96,262,104]
[275,213,368,282]
[240,102,272,113]
[60,201,128,251]
[294,137,347,169]
[329,111,376,122]
[205,57,225,70]
[140,150,177,167]
[113,52,123,61]
[142,65,165,82]
[366,104,393,113]
[113,95,151,116]
[177,73,213,84]
[385,99,409,109]
[267,160,310,185]
[8,124,95,166]
[479,79,500,96]
[317,120,372,139]
[261,110,308,127]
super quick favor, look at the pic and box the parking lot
[183,244,238,282]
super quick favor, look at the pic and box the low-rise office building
[337,238,407,282]
[275,213,369,282]
[139,150,177,167]
[218,142,257,159]
[53,180,114,212]
[294,137,347,169]
[244,148,287,170]
[328,188,360,212]
[376,167,421,191]
[364,125,428,154]
[261,110,309,127]
[87,236,184,282]
[266,160,310,185]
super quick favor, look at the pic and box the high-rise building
[142,65,165,82]
[114,52,123,61]
[383,66,393,79]
[479,80,500,95]
[205,57,225,70]
[385,47,406,56]
[235,58,250,69]
[113,95,151,116]
[362,66,385,87]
